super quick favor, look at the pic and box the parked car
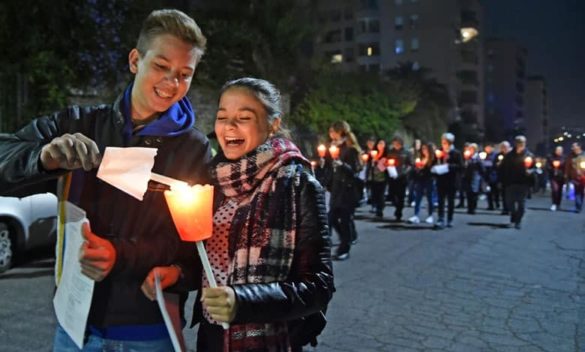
[0,182,58,273]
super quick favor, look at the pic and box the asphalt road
[1,193,583,351]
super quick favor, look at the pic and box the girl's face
[421,145,429,157]
[215,88,279,160]
[329,128,342,142]
[377,140,386,151]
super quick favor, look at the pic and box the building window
[331,54,343,64]
[395,39,404,54]
[345,48,355,62]
[359,18,380,33]
[411,38,419,51]
[360,64,368,72]
[412,61,420,70]
[345,27,354,41]
[359,0,378,10]
[359,43,380,56]
[369,64,380,72]
[344,7,354,20]
[395,16,404,30]
[331,10,341,22]
[409,14,419,28]
[324,30,342,43]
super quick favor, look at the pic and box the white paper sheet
[53,202,94,349]
[97,147,158,200]
[431,164,449,175]
[155,275,185,352]
[386,166,398,179]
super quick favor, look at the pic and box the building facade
[314,0,484,142]
[524,76,548,154]
[484,39,528,143]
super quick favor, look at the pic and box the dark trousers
[437,183,456,222]
[573,181,584,212]
[466,191,478,214]
[550,179,564,206]
[487,182,500,209]
[388,177,407,220]
[501,184,509,212]
[370,181,387,216]
[505,184,529,224]
[414,178,434,216]
[329,207,354,255]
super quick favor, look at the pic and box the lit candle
[310,160,317,173]
[479,152,487,160]
[329,145,340,160]
[370,150,378,159]
[435,150,444,160]
[580,161,585,169]
[498,154,504,161]
[361,153,369,162]
[524,156,533,168]
[317,144,327,158]
[387,158,396,167]
[553,160,561,169]
[164,184,229,329]
[535,161,542,169]
[464,149,472,160]
[415,157,424,168]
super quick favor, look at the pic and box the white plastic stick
[150,172,189,190]
[196,241,230,330]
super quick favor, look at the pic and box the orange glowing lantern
[317,144,327,158]
[552,160,561,169]
[387,158,396,167]
[329,145,340,160]
[164,184,214,242]
[524,156,533,168]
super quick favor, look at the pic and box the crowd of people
[313,124,585,261]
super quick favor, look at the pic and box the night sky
[484,0,585,128]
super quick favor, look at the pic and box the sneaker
[334,252,350,261]
[411,201,416,207]
[435,220,445,229]
[447,221,453,228]
[514,222,521,230]
[425,216,434,224]
[408,215,420,224]
[550,204,557,211]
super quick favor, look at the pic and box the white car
[0,190,58,273]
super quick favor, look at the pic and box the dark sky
[483,0,585,128]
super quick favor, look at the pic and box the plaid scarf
[209,137,309,352]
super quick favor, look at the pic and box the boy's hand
[79,223,116,281]
[40,133,101,171]
[141,266,182,301]
[202,287,237,323]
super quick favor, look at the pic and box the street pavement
[0,193,583,351]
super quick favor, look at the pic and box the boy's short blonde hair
[136,9,206,59]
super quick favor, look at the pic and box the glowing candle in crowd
[580,161,585,169]
[370,150,378,159]
[387,158,396,167]
[498,154,504,161]
[310,160,317,173]
[464,149,472,160]
[535,161,542,169]
[524,156,533,168]
[361,153,369,162]
[435,150,444,159]
[553,160,561,169]
[479,152,487,160]
[317,144,327,158]
[415,157,424,168]
[329,145,340,160]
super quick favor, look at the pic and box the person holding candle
[462,143,485,215]
[432,133,463,229]
[368,139,389,218]
[408,142,436,225]
[148,78,334,351]
[327,120,362,260]
[546,146,565,211]
[565,142,585,213]
[499,136,535,229]
[483,144,500,211]
[0,9,211,350]
[386,136,412,222]
[496,141,512,215]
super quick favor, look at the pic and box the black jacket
[500,149,534,187]
[326,142,361,209]
[193,169,334,348]
[436,148,463,185]
[0,95,211,327]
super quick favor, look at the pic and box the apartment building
[524,76,548,154]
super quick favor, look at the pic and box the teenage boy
[0,9,210,350]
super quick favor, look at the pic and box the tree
[291,71,417,141]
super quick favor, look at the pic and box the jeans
[53,325,174,352]
[413,179,433,217]
[573,181,584,212]
[437,183,456,223]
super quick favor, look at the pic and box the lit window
[395,16,404,30]
[395,39,404,54]
[331,54,343,63]
[411,38,419,51]
[367,47,373,56]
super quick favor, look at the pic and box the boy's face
[129,34,199,120]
